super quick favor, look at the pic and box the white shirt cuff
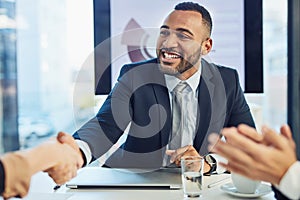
[210,153,227,174]
[276,161,300,199]
[76,140,92,166]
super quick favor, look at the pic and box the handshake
[45,132,84,184]
[1,132,83,199]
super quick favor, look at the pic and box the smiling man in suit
[49,2,255,176]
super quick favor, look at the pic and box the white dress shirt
[275,161,300,199]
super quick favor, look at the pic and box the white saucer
[220,183,272,198]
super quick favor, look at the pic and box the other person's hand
[209,124,297,185]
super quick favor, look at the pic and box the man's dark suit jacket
[74,58,255,168]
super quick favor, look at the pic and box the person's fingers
[57,132,67,143]
[46,149,81,184]
[169,145,190,163]
[18,183,30,198]
[47,148,80,184]
[60,167,76,183]
[279,124,297,149]
[76,153,84,169]
[207,133,221,152]
[219,161,252,177]
[176,147,201,166]
[64,142,84,168]
[221,128,261,156]
[3,182,30,199]
[221,127,246,147]
[221,127,239,138]
[3,191,16,199]
[280,124,292,139]
[57,133,81,155]
[216,142,261,178]
[174,145,191,155]
[57,132,76,148]
[71,167,77,179]
[50,169,72,185]
[168,145,200,166]
[262,126,285,148]
[213,136,261,174]
[213,140,242,162]
[47,165,66,182]
[165,150,175,156]
[237,124,263,142]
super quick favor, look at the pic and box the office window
[247,0,287,131]
[16,0,94,149]
[0,0,19,152]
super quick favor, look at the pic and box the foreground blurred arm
[209,124,300,200]
[0,135,83,199]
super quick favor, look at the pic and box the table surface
[6,168,277,200]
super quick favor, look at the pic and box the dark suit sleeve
[225,69,255,128]
[0,160,5,195]
[72,63,135,163]
[272,185,296,200]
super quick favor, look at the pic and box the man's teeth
[163,52,180,59]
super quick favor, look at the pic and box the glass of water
[181,156,203,198]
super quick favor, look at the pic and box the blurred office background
[0,0,293,153]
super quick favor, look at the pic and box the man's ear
[201,38,213,55]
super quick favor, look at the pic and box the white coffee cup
[231,173,261,194]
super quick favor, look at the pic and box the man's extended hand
[165,145,211,173]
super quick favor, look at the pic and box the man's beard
[158,47,202,76]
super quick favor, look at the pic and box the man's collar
[164,64,202,93]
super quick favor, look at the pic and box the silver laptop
[66,167,182,190]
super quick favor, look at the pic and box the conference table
[7,167,276,200]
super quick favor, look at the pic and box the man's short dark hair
[175,2,212,36]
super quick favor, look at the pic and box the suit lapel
[201,60,215,100]
[193,75,212,152]
[193,60,215,154]
[194,60,228,155]
[151,64,172,149]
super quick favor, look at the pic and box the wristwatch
[203,154,217,176]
